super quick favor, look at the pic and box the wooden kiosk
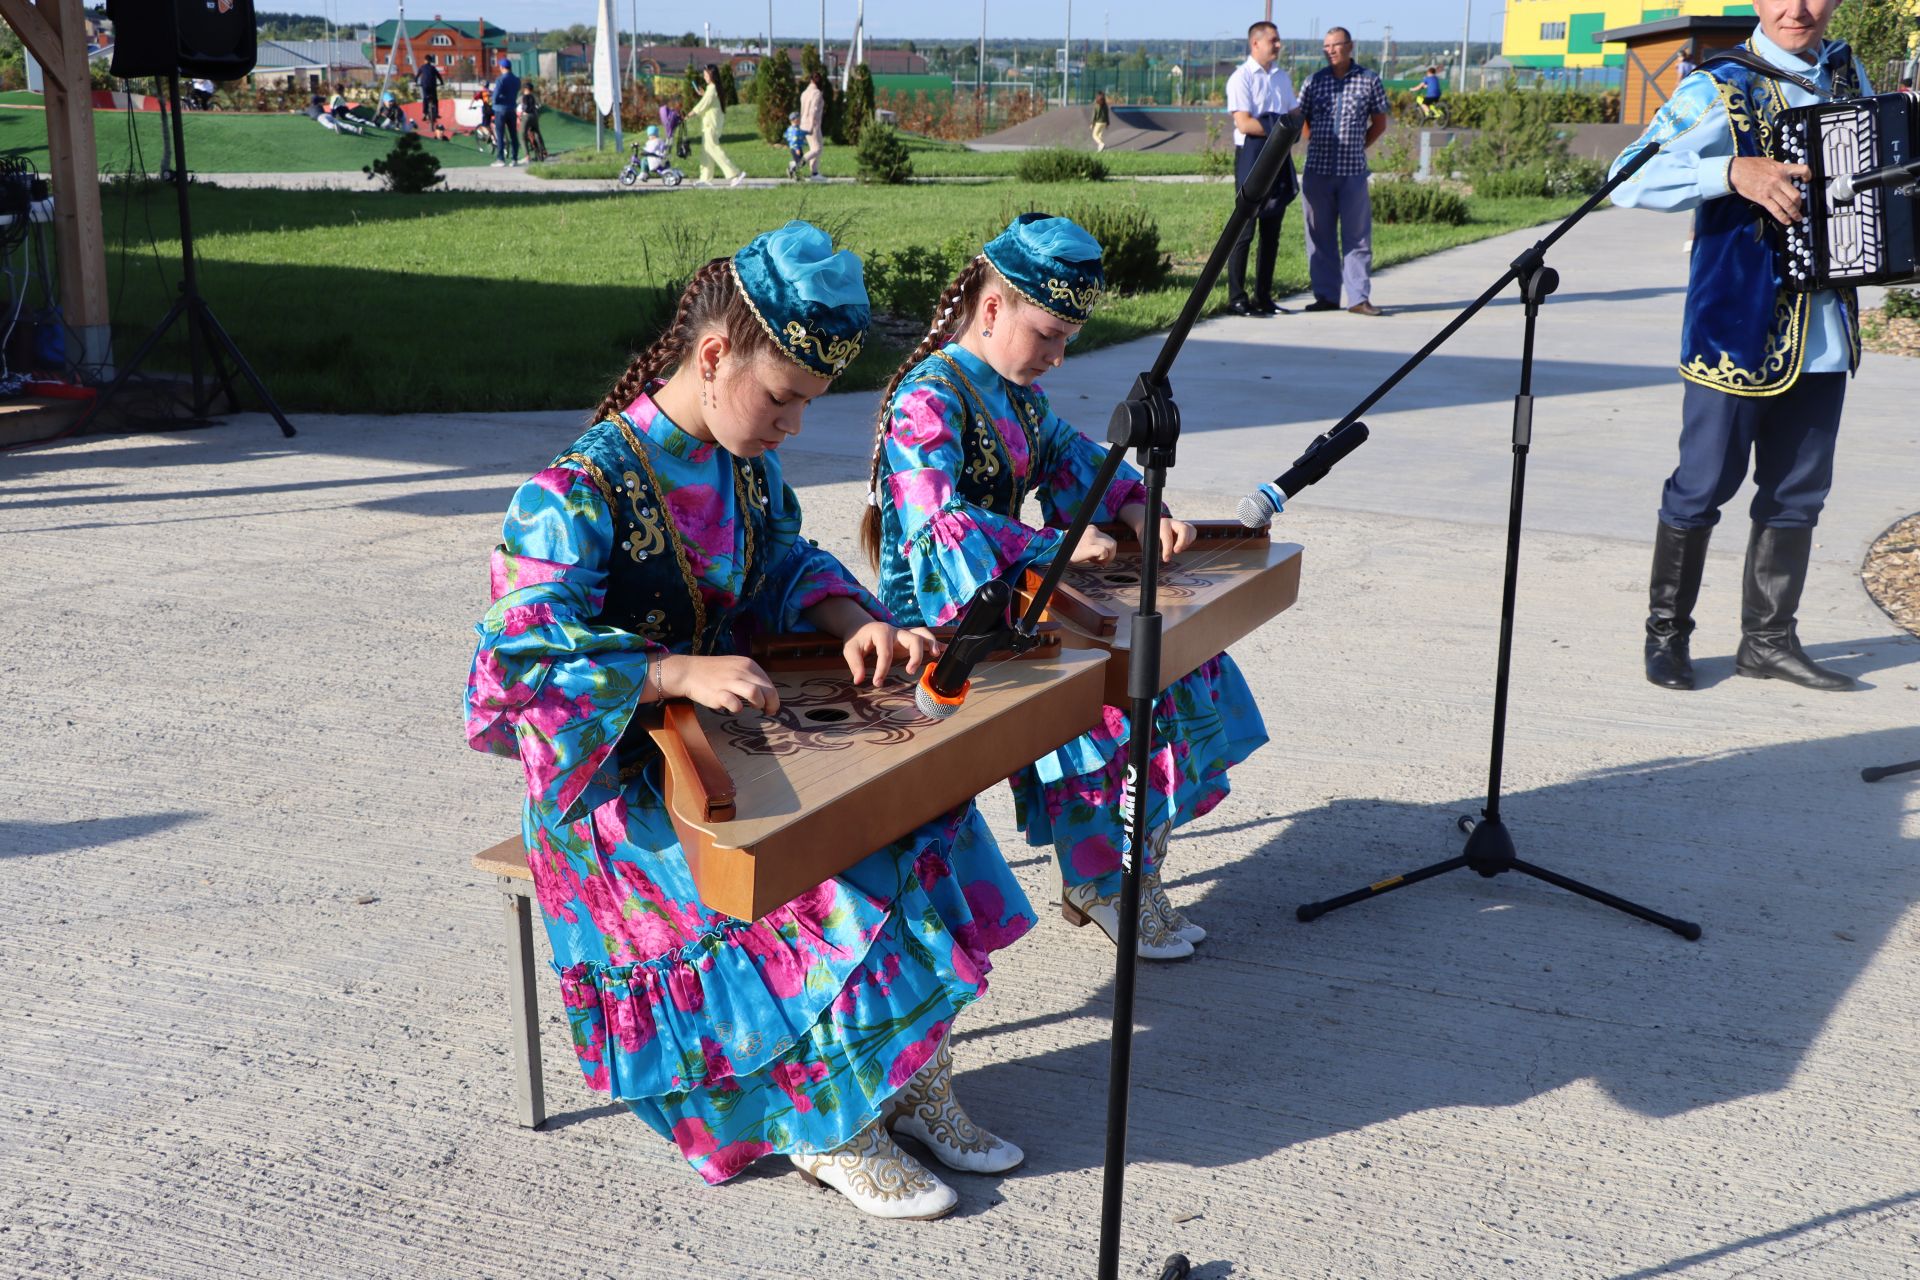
[1597,14,1758,128]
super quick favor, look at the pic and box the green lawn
[532,123,1209,182]
[0,101,606,174]
[97,182,1581,414]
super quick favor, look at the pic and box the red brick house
[370,15,508,84]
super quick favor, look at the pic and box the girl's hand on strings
[843,621,941,687]
[1119,505,1196,562]
[658,654,781,716]
[1069,525,1118,565]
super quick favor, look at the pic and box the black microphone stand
[988,111,1310,1280]
[1293,143,1701,942]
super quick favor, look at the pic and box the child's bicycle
[619,144,684,188]
[1416,97,1452,128]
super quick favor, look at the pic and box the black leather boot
[1734,523,1856,690]
[1645,521,1712,689]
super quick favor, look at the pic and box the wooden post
[0,0,112,376]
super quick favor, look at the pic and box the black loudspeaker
[107,0,258,79]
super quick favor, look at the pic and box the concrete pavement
[3,206,1917,1278]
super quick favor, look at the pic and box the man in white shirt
[1225,20,1299,316]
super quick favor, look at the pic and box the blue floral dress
[872,344,1269,897]
[465,391,1035,1184]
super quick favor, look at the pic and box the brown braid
[857,256,994,567]
[590,257,777,426]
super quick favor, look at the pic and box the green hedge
[1370,181,1471,226]
[1014,148,1109,183]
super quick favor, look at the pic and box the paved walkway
[4,208,1918,1278]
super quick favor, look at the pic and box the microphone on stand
[1828,159,1920,204]
[914,577,1012,720]
[1236,421,1371,528]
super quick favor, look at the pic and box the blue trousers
[1660,374,1845,531]
[493,108,520,163]
[1301,172,1373,306]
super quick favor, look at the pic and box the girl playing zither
[466,223,1032,1220]
[861,214,1269,961]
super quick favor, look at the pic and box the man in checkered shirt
[1299,27,1391,315]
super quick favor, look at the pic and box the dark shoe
[1251,298,1290,315]
[1303,297,1339,312]
[1348,301,1384,316]
[1734,523,1857,691]
[1644,521,1712,690]
[1228,298,1255,316]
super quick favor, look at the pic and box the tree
[754,47,798,142]
[683,60,702,112]
[1830,3,1918,85]
[844,63,876,145]
[716,62,740,109]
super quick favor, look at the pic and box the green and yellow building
[1500,1,1757,70]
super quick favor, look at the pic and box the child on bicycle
[642,124,671,174]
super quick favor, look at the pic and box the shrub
[864,244,959,321]
[1369,180,1470,226]
[1885,288,1920,321]
[844,64,876,145]
[1199,114,1233,180]
[753,47,797,143]
[854,122,914,184]
[1015,147,1108,183]
[1471,156,1605,199]
[363,133,444,193]
[1066,201,1170,295]
[1461,88,1574,175]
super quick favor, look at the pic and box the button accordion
[1777,91,1919,291]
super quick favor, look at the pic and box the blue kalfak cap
[731,221,871,377]
[982,212,1105,323]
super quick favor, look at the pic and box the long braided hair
[590,257,778,425]
[857,255,995,567]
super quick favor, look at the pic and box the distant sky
[326,2,1491,46]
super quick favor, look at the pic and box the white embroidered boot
[1144,823,1205,944]
[790,1120,958,1220]
[1061,880,1194,961]
[887,1038,1024,1174]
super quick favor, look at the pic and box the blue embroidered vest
[1685,47,1862,397]
[554,415,773,655]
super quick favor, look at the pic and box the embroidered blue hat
[982,212,1105,323]
[730,220,871,377]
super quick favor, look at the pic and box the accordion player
[1776,90,1919,290]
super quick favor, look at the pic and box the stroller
[620,132,683,187]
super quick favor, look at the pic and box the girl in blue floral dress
[465,223,1033,1220]
[859,214,1269,961]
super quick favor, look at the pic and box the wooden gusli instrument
[645,631,1107,920]
[1017,520,1303,706]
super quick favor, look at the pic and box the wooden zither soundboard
[1019,521,1303,705]
[645,633,1108,920]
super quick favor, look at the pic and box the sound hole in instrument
[1069,559,1217,603]
[719,676,927,756]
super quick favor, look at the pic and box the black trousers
[1227,206,1286,306]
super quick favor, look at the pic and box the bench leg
[500,880,547,1129]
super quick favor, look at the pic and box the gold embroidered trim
[616,413,712,651]
[728,258,864,376]
[982,259,1099,324]
[558,451,617,507]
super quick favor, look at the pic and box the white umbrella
[591,0,623,151]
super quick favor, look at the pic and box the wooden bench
[473,836,546,1129]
